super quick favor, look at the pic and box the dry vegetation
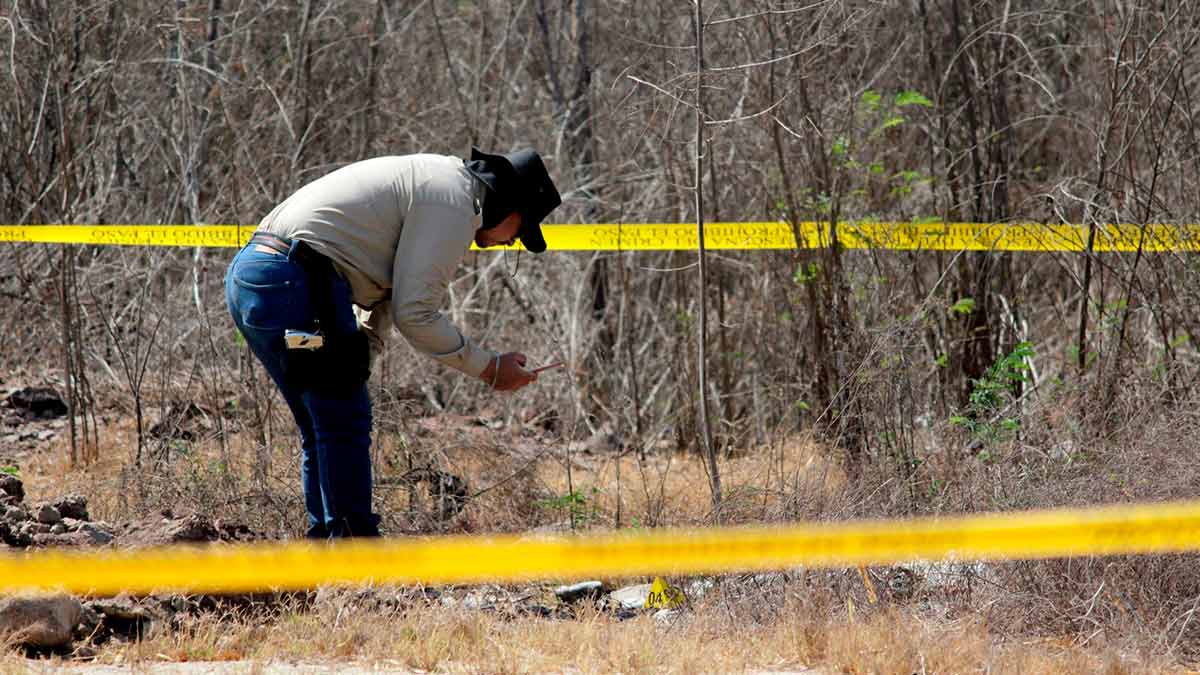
[4,0,1200,671]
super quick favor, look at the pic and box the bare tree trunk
[59,248,77,467]
[360,0,388,157]
[293,0,317,171]
[694,0,721,514]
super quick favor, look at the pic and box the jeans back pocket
[231,259,312,331]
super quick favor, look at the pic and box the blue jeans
[224,242,380,538]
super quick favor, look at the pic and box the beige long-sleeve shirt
[258,154,496,377]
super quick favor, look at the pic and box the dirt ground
[1,383,1196,674]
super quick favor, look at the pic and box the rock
[5,387,68,419]
[554,580,606,603]
[0,595,82,648]
[118,512,260,548]
[31,522,114,548]
[74,605,101,641]
[34,504,62,525]
[32,531,90,548]
[52,495,88,521]
[5,506,28,522]
[77,522,115,545]
[121,513,216,547]
[608,583,652,611]
[22,522,51,535]
[0,521,30,547]
[88,597,151,622]
[86,597,157,640]
[0,474,23,502]
[887,567,918,601]
[49,523,66,535]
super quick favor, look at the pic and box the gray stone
[4,506,28,522]
[6,387,68,419]
[77,522,115,545]
[554,580,605,603]
[29,521,112,547]
[34,504,62,525]
[32,531,98,548]
[84,597,162,641]
[0,474,22,502]
[88,597,153,622]
[608,583,652,610]
[21,521,51,536]
[52,495,88,521]
[0,595,83,648]
[74,605,101,641]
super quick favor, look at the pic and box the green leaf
[860,89,883,111]
[793,262,819,284]
[832,136,849,158]
[881,115,906,130]
[0,466,18,477]
[949,297,975,315]
[895,90,933,108]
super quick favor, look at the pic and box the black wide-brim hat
[466,147,562,253]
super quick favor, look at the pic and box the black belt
[249,231,328,268]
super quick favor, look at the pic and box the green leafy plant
[949,297,975,316]
[804,89,933,218]
[950,342,1035,447]
[538,487,601,526]
[793,262,819,284]
[0,466,18,477]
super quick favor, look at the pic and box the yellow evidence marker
[644,576,687,609]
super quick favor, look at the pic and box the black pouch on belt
[283,330,370,394]
[273,238,372,394]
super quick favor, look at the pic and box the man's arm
[390,202,496,378]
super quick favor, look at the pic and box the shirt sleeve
[389,202,497,377]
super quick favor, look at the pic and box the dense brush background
[3,0,1200,661]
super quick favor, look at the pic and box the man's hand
[480,352,537,392]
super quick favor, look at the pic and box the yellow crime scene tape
[3,222,1200,251]
[4,498,1200,596]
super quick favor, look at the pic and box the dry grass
[8,391,1200,673]
[3,592,1185,674]
[17,407,849,537]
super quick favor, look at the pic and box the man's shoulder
[410,158,477,211]
[345,153,458,174]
